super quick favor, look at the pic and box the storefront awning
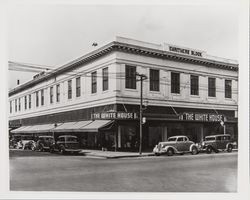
[10,120,113,134]
[11,126,30,134]
[52,121,93,132]
[11,124,57,134]
[80,120,113,132]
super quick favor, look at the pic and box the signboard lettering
[179,113,223,122]
[91,112,138,120]
[169,46,203,57]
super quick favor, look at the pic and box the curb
[83,153,155,159]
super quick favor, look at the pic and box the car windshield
[168,137,177,142]
[205,137,216,141]
[66,137,78,142]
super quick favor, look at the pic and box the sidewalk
[80,149,155,159]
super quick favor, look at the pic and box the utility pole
[136,73,147,155]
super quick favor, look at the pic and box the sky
[8,1,240,90]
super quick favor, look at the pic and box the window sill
[207,96,216,99]
[171,93,181,96]
[149,90,160,94]
[124,88,138,92]
[190,95,200,98]
[102,90,109,94]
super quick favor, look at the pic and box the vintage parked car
[16,135,35,150]
[202,134,234,153]
[153,135,199,156]
[34,136,54,152]
[49,135,81,154]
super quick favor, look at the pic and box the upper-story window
[68,80,72,99]
[125,65,136,89]
[36,91,39,107]
[91,71,97,93]
[24,96,27,110]
[28,94,31,109]
[225,80,232,98]
[56,84,60,102]
[50,86,54,104]
[190,75,199,95]
[150,69,159,91]
[76,77,81,97]
[41,89,44,106]
[208,77,216,97]
[15,99,17,112]
[18,98,21,111]
[10,101,12,113]
[171,72,180,94]
[102,67,109,91]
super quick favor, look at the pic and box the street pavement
[9,150,237,192]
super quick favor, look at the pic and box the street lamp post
[136,73,147,155]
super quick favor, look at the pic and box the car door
[216,136,223,149]
[176,137,185,152]
[183,137,192,152]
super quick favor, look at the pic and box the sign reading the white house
[169,46,203,57]
[179,113,224,122]
[91,112,138,120]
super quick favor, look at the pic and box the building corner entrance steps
[80,149,155,159]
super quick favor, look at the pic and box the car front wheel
[191,146,198,155]
[227,144,233,153]
[59,146,66,154]
[166,148,174,156]
[206,146,213,154]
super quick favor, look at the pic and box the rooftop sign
[169,46,203,57]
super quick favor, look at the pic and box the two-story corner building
[9,36,238,151]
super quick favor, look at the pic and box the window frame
[76,77,81,97]
[171,72,180,94]
[190,75,199,95]
[208,77,216,97]
[150,69,160,91]
[10,101,12,113]
[50,86,54,104]
[91,71,97,94]
[102,67,109,91]
[18,98,21,111]
[15,99,17,112]
[125,65,137,89]
[225,79,232,98]
[28,94,31,109]
[41,89,44,106]
[68,80,72,99]
[24,96,27,110]
[56,84,60,102]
